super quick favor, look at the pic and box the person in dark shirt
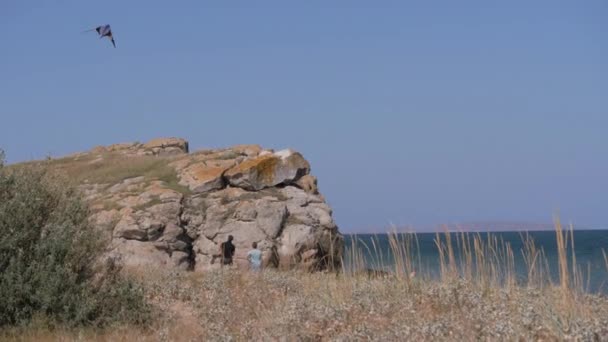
[220,235,236,266]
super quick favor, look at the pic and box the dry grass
[2,220,607,341]
[4,268,606,341]
[51,154,172,184]
[0,325,151,342]
[337,219,608,340]
[17,152,191,194]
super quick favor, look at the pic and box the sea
[344,230,608,294]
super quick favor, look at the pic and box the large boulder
[178,163,231,193]
[230,144,263,157]
[91,138,189,157]
[224,149,310,191]
[295,174,320,195]
[143,137,189,156]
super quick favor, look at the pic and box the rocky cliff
[48,138,342,272]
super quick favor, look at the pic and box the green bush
[0,154,150,328]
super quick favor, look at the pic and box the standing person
[247,242,263,272]
[220,235,236,267]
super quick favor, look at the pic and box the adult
[220,235,236,266]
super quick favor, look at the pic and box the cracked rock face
[67,137,343,272]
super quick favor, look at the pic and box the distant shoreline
[344,227,608,235]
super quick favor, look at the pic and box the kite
[84,25,116,48]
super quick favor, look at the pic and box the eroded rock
[144,137,189,155]
[60,138,342,272]
[178,163,230,193]
[224,149,310,191]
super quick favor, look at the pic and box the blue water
[344,230,608,294]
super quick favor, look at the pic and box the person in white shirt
[247,242,263,272]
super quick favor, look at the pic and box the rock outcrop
[68,138,342,272]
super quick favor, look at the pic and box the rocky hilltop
[46,138,343,272]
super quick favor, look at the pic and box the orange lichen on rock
[224,154,275,179]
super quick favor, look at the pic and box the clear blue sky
[1,1,606,232]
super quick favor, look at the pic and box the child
[247,242,263,272]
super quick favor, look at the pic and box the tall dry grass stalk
[520,232,549,289]
[345,218,595,298]
[387,230,417,283]
[554,216,571,294]
[431,231,517,289]
[552,217,589,310]
[434,229,459,281]
[342,234,366,274]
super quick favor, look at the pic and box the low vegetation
[21,152,191,194]
[2,220,607,340]
[48,153,173,184]
[0,153,150,330]
[4,266,607,341]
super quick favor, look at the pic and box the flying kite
[84,25,116,48]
